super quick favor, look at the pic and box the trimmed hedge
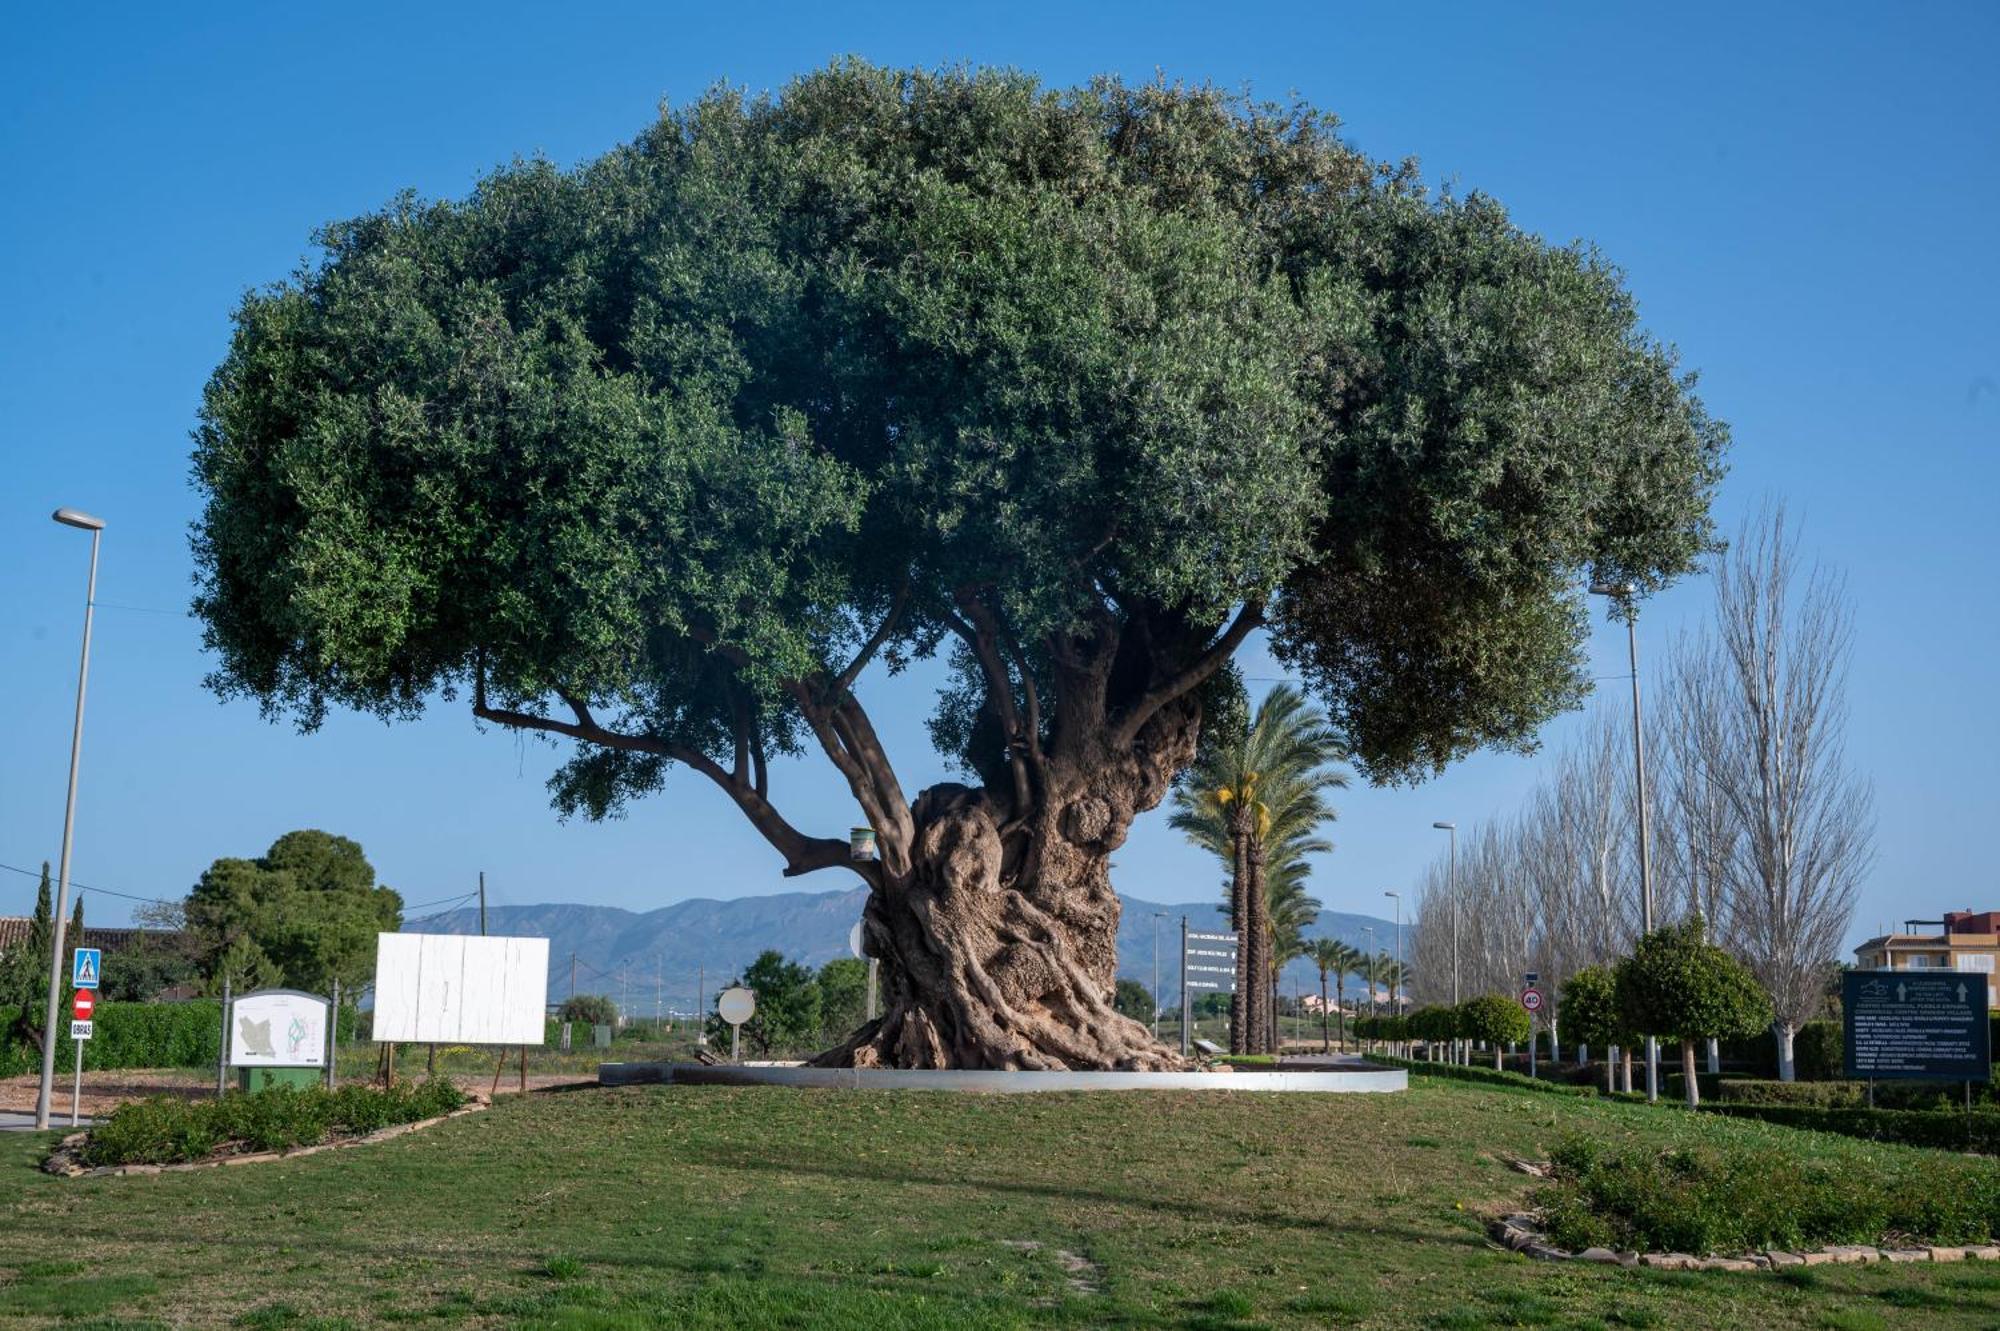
[1370,1053,1598,1097]
[81,1079,466,1167]
[1535,1131,2000,1255]
[1715,1078,2000,1111]
[1714,1020,1843,1079]
[1695,1101,2000,1154]
[0,1000,363,1076]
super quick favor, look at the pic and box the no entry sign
[72,990,95,1021]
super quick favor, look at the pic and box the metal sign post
[70,985,94,1126]
[1522,974,1542,1080]
[1179,917,1189,1056]
[718,987,755,1062]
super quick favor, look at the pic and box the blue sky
[2,3,1994,952]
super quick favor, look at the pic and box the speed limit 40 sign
[1521,988,1543,1014]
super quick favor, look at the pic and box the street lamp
[1432,821,1458,1061]
[36,508,104,1130]
[1151,911,1168,1040]
[1592,578,1659,1102]
[1384,891,1402,1015]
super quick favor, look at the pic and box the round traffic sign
[849,920,867,960]
[717,986,756,1026]
[72,990,95,1021]
[1521,988,1543,1013]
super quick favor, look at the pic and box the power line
[0,859,177,906]
[92,602,188,616]
[403,889,481,913]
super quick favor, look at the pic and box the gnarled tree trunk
[812,707,1199,1071]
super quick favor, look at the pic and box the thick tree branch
[786,679,913,877]
[834,582,911,696]
[473,671,868,886]
[1110,600,1264,748]
[949,591,1036,818]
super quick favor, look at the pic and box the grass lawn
[1,1077,1994,1329]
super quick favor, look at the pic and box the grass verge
[4,1077,2000,1327]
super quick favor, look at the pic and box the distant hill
[410,888,1400,1014]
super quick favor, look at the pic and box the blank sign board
[373,933,549,1045]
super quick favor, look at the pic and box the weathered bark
[1245,841,1271,1053]
[476,591,1259,1073]
[1682,1040,1701,1108]
[812,703,1200,1071]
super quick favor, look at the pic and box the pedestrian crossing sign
[72,947,101,989]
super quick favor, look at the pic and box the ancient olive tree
[192,63,1725,1070]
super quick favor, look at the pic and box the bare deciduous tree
[1689,505,1872,1080]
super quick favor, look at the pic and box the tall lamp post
[1151,911,1168,1040]
[1592,579,1658,1103]
[1431,821,1458,1061]
[35,508,104,1130]
[1383,890,1402,1014]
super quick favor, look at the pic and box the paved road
[0,1111,91,1132]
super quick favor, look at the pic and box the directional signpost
[1843,971,1991,1096]
[1180,920,1240,1056]
[68,947,100,1126]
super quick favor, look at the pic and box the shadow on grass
[689,1139,1481,1248]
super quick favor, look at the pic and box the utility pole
[478,871,487,936]
[569,952,577,1001]
[697,964,707,1046]
[656,956,663,1029]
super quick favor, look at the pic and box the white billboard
[372,933,549,1046]
[230,989,330,1067]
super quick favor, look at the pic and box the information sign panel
[1843,970,1990,1081]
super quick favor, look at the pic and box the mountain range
[410,889,1401,1014]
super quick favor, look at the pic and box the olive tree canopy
[193,62,1725,1069]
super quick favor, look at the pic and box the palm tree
[1307,938,1356,1052]
[1266,872,1322,1051]
[1170,685,1347,1054]
[1373,954,1407,1052]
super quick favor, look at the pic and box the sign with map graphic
[229,988,331,1068]
[1843,970,1991,1081]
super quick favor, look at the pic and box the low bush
[80,1079,466,1167]
[1369,1053,1597,1097]
[1535,1131,2000,1255]
[1695,1102,2000,1154]
[1715,1078,1999,1111]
